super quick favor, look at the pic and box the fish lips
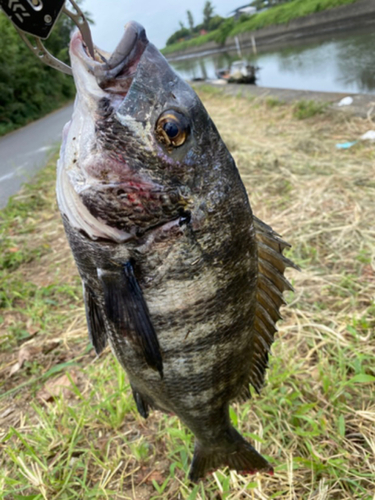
[70,20,194,118]
[70,21,149,96]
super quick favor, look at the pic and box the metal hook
[63,0,94,58]
[18,30,73,75]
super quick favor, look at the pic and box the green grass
[0,166,56,270]
[162,0,362,56]
[293,99,328,119]
[1,93,374,498]
[265,96,285,108]
[0,160,83,358]
[161,31,218,56]
[231,0,362,36]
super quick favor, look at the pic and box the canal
[169,28,375,95]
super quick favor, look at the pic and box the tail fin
[189,430,273,482]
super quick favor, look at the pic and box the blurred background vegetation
[0,11,76,137]
[163,0,361,54]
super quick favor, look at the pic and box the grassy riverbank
[162,0,362,56]
[1,89,374,498]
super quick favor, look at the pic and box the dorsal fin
[245,216,299,397]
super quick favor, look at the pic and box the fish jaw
[58,24,161,242]
[69,21,148,102]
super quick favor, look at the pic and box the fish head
[58,22,242,243]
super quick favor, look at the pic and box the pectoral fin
[98,262,163,377]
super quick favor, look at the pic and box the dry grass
[0,89,374,499]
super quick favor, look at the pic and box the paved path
[0,103,74,209]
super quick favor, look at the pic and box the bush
[0,11,76,136]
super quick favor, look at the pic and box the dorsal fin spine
[242,216,298,398]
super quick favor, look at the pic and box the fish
[57,21,297,482]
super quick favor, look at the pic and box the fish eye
[155,110,190,147]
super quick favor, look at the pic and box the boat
[216,60,257,84]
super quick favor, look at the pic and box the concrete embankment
[166,0,375,60]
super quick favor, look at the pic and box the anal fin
[131,385,149,419]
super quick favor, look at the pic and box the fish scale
[57,20,297,482]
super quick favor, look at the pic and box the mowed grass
[0,89,374,499]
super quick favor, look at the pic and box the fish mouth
[70,21,148,96]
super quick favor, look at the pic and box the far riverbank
[166,0,375,61]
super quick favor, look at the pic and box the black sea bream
[57,22,296,481]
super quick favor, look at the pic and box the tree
[250,0,267,9]
[203,1,214,30]
[208,15,225,32]
[179,21,185,30]
[187,10,194,33]
[166,26,190,46]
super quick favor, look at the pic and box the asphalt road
[0,103,74,209]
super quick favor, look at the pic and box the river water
[169,29,375,95]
